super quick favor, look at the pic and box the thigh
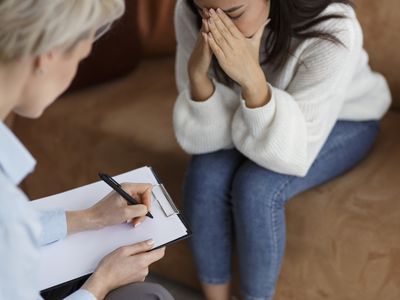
[232,120,380,209]
[105,283,174,300]
[281,120,380,201]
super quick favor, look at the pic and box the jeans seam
[271,177,292,208]
[267,176,293,297]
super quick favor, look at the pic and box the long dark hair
[185,0,354,83]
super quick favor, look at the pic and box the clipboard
[30,166,191,292]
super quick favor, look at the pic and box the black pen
[98,172,154,219]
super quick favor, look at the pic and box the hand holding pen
[89,173,154,228]
[99,173,154,218]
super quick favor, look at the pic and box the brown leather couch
[10,0,400,299]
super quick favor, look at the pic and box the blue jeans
[183,121,379,300]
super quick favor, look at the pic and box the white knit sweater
[173,0,391,176]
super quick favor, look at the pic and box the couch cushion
[348,0,400,107]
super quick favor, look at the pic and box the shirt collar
[0,121,36,185]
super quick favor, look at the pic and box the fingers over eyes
[215,8,242,39]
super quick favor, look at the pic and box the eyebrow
[194,3,244,14]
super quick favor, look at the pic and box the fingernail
[134,222,141,228]
[216,8,223,14]
[209,8,216,15]
[146,239,155,246]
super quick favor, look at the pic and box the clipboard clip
[152,184,179,217]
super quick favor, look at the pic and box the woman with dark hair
[173,0,391,299]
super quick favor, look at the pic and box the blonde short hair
[0,0,125,62]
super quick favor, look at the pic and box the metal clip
[152,184,179,217]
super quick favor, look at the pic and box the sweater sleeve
[172,0,239,154]
[232,14,360,176]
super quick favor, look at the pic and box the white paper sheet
[29,167,189,291]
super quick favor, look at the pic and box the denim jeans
[183,120,379,300]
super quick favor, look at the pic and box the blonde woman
[0,1,174,300]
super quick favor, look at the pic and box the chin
[241,28,257,38]
[13,106,45,119]
[244,33,256,39]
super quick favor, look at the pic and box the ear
[34,51,54,76]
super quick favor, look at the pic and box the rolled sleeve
[39,209,68,245]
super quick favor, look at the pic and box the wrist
[189,73,215,102]
[189,70,211,86]
[241,70,271,108]
[66,208,101,235]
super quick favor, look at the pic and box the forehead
[193,0,246,10]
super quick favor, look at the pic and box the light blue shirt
[0,122,96,300]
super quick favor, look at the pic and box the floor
[148,273,204,300]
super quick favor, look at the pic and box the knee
[231,161,289,212]
[184,150,242,200]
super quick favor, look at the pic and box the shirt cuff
[63,289,97,300]
[239,84,277,136]
[39,209,68,245]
